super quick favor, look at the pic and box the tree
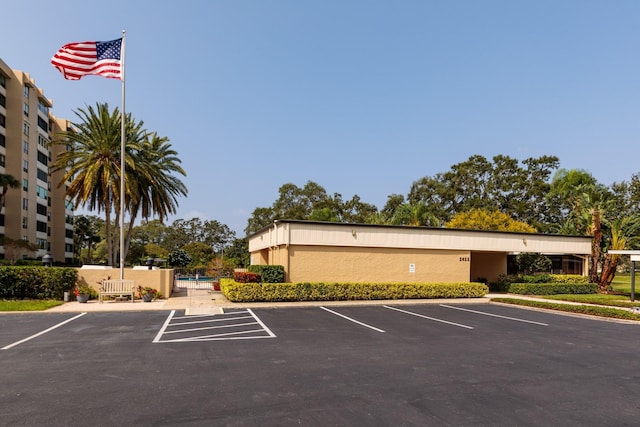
[408,155,559,227]
[73,215,103,264]
[167,249,191,268]
[225,237,250,268]
[516,253,552,275]
[245,181,378,234]
[390,203,441,227]
[182,242,214,267]
[445,209,536,232]
[51,103,187,266]
[0,237,37,264]
[0,173,19,212]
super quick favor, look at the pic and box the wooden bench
[99,279,136,303]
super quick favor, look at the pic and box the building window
[36,238,47,250]
[38,135,48,148]
[37,116,48,132]
[23,102,29,116]
[0,134,5,147]
[36,221,47,233]
[0,214,4,226]
[37,203,47,216]
[0,74,5,88]
[0,154,5,167]
[0,114,5,128]
[65,229,73,239]
[23,140,29,154]
[23,85,29,98]
[0,94,5,108]
[37,151,48,166]
[22,217,27,228]
[22,179,28,191]
[23,122,29,136]
[37,168,47,182]
[23,160,28,172]
[22,198,28,210]
[36,185,47,199]
[37,101,48,115]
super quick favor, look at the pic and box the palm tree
[50,103,187,266]
[122,131,187,258]
[390,203,441,227]
[0,173,20,212]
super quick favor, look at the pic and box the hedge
[507,282,598,295]
[489,274,591,292]
[219,279,488,302]
[0,267,78,300]
[247,265,285,283]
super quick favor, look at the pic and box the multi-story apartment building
[0,57,74,264]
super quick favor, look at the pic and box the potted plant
[137,286,158,302]
[74,284,93,303]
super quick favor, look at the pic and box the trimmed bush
[508,282,598,295]
[489,274,589,293]
[220,280,488,302]
[0,267,78,300]
[233,271,261,283]
[247,265,285,283]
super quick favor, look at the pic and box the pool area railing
[174,276,218,290]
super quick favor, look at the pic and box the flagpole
[119,30,126,280]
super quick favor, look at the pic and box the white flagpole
[119,30,126,280]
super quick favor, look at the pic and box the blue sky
[3,1,639,235]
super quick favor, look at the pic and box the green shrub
[247,265,285,283]
[220,280,489,302]
[490,274,590,293]
[508,282,598,295]
[549,274,590,284]
[0,267,78,300]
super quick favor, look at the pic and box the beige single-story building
[248,220,592,283]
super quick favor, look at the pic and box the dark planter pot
[213,282,220,291]
[142,293,153,302]
[77,294,90,303]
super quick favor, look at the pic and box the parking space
[2,304,640,425]
[154,308,276,343]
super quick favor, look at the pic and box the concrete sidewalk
[46,288,229,315]
[45,290,639,316]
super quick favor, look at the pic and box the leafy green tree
[408,154,559,227]
[445,209,536,232]
[245,181,378,234]
[224,237,250,268]
[516,253,552,275]
[167,249,191,268]
[182,241,214,267]
[73,215,103,264]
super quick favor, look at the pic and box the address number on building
[459,257,470,262]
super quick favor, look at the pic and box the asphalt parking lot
[1,303,640,426]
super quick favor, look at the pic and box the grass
[492,273,640,320]
[0,299,64,311]
[491,298,640,321]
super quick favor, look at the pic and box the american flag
[51,38,123,80]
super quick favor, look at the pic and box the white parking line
[162,329,273,343]
[153,310,176,343]
[154,309,276,343]
[163,321,259,334]
[439,304,549,326]
[248,308,276,338]
[383,305,474,329]
[1,312,87,350]
[320,307,385,333]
